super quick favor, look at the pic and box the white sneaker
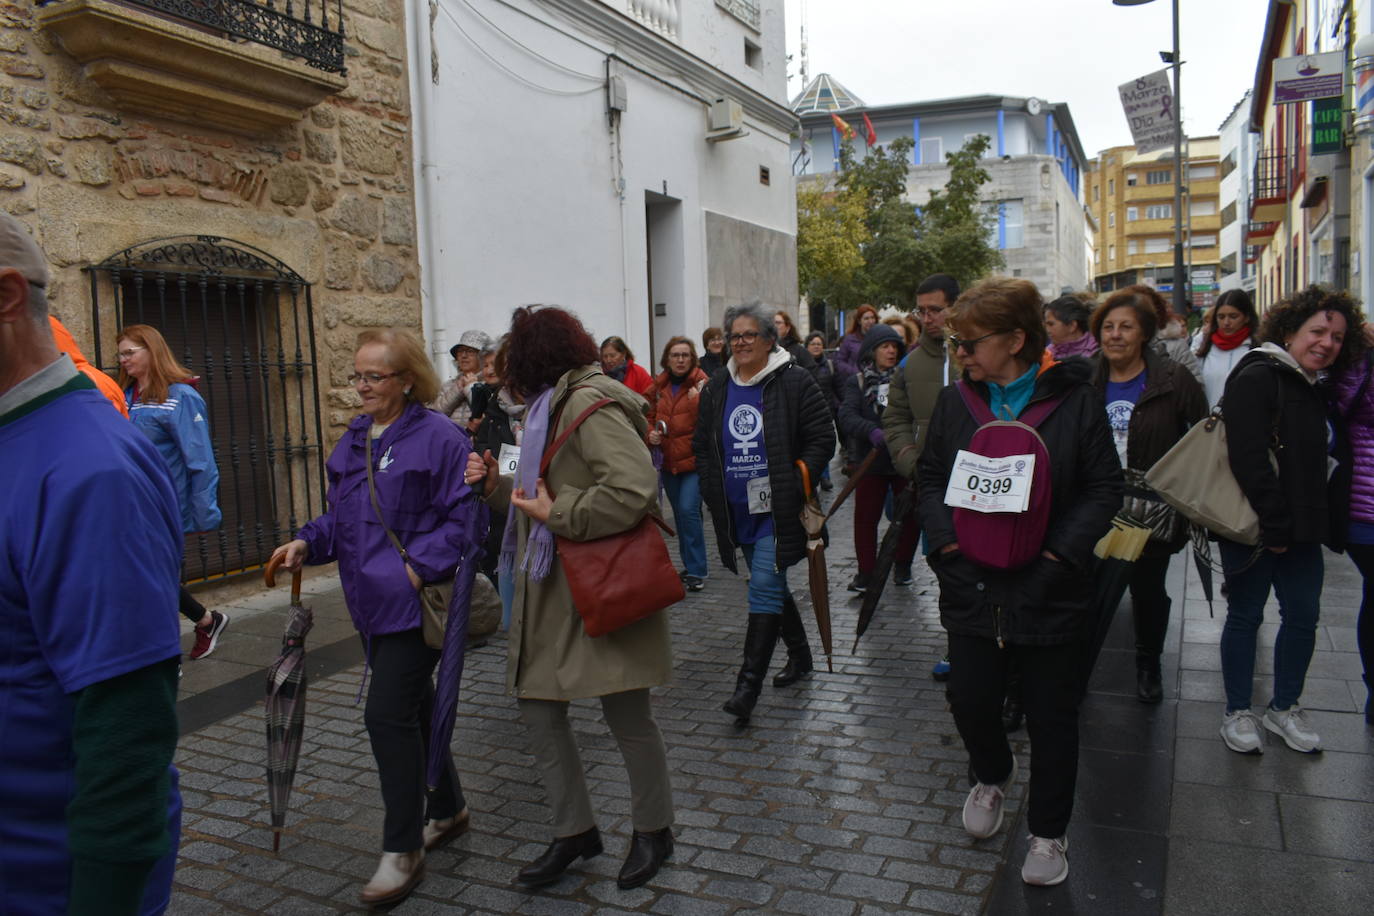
[1021,835,1069,886]
[359,850,424,907]
[961,755,1017,839]
[1262,705,1322,753]
[1220,710,1264,755]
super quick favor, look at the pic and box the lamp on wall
[1114,0,1188,315]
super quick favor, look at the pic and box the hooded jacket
[648,366,709,474]
[838,323,906,477]
[125,381,221,534]
[1223,343,1333,548]
[884,327,954,480]
[296,400,480,637]
[49,318,127,417]
[917,358,1123,646]
[694,346,835,573]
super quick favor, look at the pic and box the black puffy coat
[1223,346,1333,549]
[694,354,836,574]
[917,358,1123,646]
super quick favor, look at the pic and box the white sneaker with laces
[961,755,1017,840]
[1021,835,1069,886]
[1219,710,1263,755]
[1262,705,1322,753]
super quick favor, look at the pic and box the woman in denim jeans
[1217,287,1365,755]
[646,337,710,591]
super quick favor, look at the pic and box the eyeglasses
[727,331,762,346]
[948,331,1004,354]
[348,371,401,386]
[914,306,947,318]
[116,346,145,360]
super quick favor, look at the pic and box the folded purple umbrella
[427,499,489,790]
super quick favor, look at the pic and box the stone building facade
[2,0,422,583]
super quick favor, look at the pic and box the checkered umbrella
[264,556,313,854]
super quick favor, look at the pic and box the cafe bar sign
[1274,51,1344,105]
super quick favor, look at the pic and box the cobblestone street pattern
[168,478,1374,914]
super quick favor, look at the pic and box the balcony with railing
[36,0,348,133]
[1249,147,1292,222]
[1245,219,1278,244]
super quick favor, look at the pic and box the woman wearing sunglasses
[917,278,1121,887]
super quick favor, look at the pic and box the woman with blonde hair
[272,328,482,906]
[117,324,226,657]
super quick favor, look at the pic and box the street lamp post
[1114,0,1188,316]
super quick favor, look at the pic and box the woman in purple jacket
[1334,342,1374,725]
[271,328,481,907]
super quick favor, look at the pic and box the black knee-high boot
[773,595,814,688]
[723,614,780,723]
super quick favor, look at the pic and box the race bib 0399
[943,450,1035,514]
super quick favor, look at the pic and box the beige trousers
[517,688,674,837]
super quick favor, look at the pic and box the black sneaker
[893,565,913,586]
[683,575,705,592]
[847,573,869,593]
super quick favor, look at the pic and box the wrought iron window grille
[89,236,328,584]
[37,0,347,74]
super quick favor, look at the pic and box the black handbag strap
[365,432,412,565]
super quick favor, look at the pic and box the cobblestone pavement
[167,477,1374,915]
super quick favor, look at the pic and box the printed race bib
[877,382,890,408]
[497,442,521,476]
[943,450,1035,514]
[746,476,772,514]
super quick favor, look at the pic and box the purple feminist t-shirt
[722,380,774,545]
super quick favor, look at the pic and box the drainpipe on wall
[407,0,448,374]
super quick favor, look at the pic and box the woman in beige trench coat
[466,306,675,892]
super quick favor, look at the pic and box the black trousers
[947,633,1081,839]
[1129,554,1173,658]
[178,586,206,625]
[364,628,464,852]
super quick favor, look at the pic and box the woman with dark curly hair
[467,306,675,890]
[1217,287,1364,756]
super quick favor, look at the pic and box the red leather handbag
[540,395,685,637]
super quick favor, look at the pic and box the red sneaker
[188,610,229,660]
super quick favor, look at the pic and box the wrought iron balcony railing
[1251,148,1291,202]
[37,0,347,74]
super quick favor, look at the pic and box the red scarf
[1210,325,1251,351]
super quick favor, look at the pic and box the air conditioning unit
[707,97,748,142]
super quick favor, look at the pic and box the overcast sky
[782,0,1271,155]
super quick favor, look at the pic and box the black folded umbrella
[263,556,313,854]
[853,485,917,651]
[1078,518,1150,699]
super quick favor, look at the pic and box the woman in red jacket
[600,336,655,396]
[647,337,709,591]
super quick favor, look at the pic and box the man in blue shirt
[0,212,183,914]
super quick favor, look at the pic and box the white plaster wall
[412,0,794,367]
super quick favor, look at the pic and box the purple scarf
[1050,333,1099,360]
[498,386,556,581]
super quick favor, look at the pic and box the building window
[1190,199,1217,217]
[744,38,762,70]
[1093,184,1100,202]
[1146,169,1172,185]
[1126,206,1139,221]
[1109,244,1116,262]
[1220,201,1237,228]
[1127,239,1139,255]
[1190,165,1219,180]
[1145,203,1173,220]
[1126,174,1139,186]
[1220,152,1237,179]
[1144,237,1170,254]
[1108,179,1115,195]
[1108,212,1116,228]
[1002,200,1024,249]
[920,137,944,164]
[1190,233,1217,248]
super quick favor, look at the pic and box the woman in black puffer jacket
[695,301,835,725]
[917,278,1121,888]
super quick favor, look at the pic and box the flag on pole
[862,113,877,146]
[831,113,856,142]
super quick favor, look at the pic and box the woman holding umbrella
[465,306,676,891]
[694,301,835,722]
[917,277,1121,887]
[270,328,480,907]
[1088,286,1208,704]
